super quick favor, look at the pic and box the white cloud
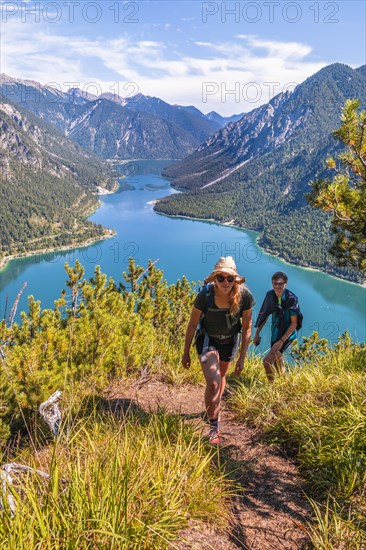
[237,34,312,60]
[1,18,329,115]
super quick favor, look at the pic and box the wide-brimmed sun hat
[205,256,246,284]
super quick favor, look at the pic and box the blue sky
[1,0,365,115]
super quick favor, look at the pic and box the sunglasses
[216,274,235,283]
[272,281,285,286]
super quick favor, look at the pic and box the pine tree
[308,99,366,274]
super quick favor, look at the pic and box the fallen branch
[39,390,62,436]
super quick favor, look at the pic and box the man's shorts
[195,333,240,362]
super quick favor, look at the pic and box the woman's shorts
[195,333,240,362]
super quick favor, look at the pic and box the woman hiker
[182,257,255,445]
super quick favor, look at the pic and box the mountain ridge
[0,75,233,159]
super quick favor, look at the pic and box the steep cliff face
[0,98,114,189]
[65,98,204,159]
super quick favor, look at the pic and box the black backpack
[196,283,242,336]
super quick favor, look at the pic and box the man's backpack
[296,311,303,331]
[255,289,303,331]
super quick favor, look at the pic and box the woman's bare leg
[201,351,231,419]
[218,360,230,400]
[201,350,221,419]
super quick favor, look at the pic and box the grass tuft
[0,410,231,549]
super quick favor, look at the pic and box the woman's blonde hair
[228,282,243,315]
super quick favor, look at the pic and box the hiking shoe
[209,427,222,445]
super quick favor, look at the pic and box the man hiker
[253,271,301,382]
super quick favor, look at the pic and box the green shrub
[0,260,198,446]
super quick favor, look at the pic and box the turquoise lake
[1,160,365,352]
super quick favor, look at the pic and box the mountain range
[155,63,366,282]
[0,75,237,160]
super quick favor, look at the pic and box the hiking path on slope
[107,378,312,549]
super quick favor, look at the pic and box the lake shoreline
[2,169,364,289]
[154,209,366,289]
[0,229,116,273]
[0,182,120,273]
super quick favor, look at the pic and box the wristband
[280,337,285,343]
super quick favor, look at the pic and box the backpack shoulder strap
[202,283,214,313]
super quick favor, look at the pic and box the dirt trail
[107,379,312,549]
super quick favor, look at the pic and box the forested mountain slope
[155,64,366,282]
[0,96,115,264]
